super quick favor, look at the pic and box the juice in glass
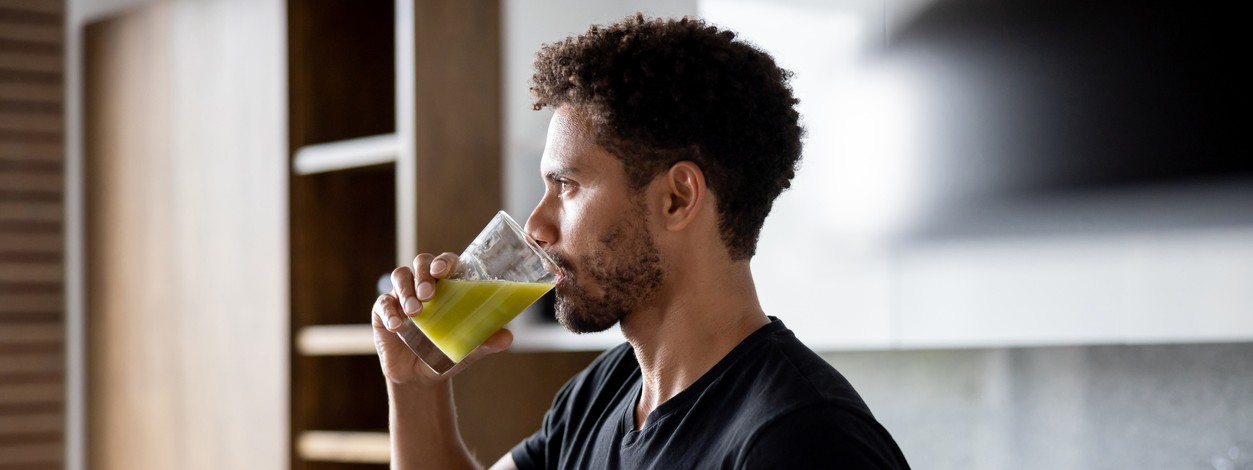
[413,279,554,362]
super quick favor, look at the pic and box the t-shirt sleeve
[510,426,547,470]
[509,382,571,470]
[740,404,911,470]
[508,343,634,470]
[510,361,595,470]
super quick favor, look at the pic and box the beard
[547,212,666,334]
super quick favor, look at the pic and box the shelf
[296,324,376,356]
[293,134,397,175]
[510,321,624,352]
[297,320,622,357]
[297,430,390,464]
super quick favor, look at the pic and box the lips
[544,250,573,285]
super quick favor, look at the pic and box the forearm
[387,380,481,470]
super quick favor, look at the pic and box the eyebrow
[544,167,580,183]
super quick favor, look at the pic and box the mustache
[544,249,574,275]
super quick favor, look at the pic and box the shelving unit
[293,134,398,175]
[287,1,397,468]
[296,325,376,356]
[285,1,606,467]
[297,431,391,465]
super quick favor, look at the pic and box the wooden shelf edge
[296,324,377,356]
[509,321,623,352]
[295,320,620,357]
[293,133,397,175]
[297,430,390,464]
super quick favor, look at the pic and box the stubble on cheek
[551,217,665,334]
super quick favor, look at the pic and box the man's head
[525,15,802,333]
[530,14,803,260]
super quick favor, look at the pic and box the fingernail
[431,260,447,274]
[404,296,421,314]
[387,316,401,329]
[416,282,434,300]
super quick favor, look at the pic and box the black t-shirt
[510,318,911,469]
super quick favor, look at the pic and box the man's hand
[372,252,514,385]
[371,252,517,470]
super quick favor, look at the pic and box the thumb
[444,328,513,377]
[479,328,514,354]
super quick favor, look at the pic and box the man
[372,14,910,469]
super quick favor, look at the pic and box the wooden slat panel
[0,114,61,133]
[0,234,60,251]
[0,83,58,102]
[0,202,60,222]
[0,353,60,374]
[0,371,61,385]
[0,220,60,233]
[0,443,61,464]
[0,294,60,312]
[0,323,58,343]
[0,383,60,405]
[0,52,60,73]
[0,430,59,445]
[0,142,61,161]
[0,53,58,74]
[0,37,59,56]
[0,100,60,116]
[0,23,59,43]
[0,253,61,264]
[0,0,62,14]
[0,11,58,28]
[0,191,61,205]
[0,263,59,282]
[0,414,61,434]
[0,172,60,191]
[0,282,60,293]
[0,340,59,354]
[0,160,60,172]
[0,313,61,324]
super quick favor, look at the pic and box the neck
[621,260,769,429]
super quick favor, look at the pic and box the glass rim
[496,210,561,277]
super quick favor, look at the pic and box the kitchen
[1,0,1249,468]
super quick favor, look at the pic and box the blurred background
[1,0,1250,468]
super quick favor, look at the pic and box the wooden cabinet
[85,1,288,469]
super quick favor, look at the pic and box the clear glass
[393,211,558,374]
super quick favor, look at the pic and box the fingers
[429,252,459,280]
[373,293,404,331]
[390,266,422,318]
[390,252,461,322]
[411,252,460,303]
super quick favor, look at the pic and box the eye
[555,178,576,194]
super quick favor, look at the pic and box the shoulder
[741,325,873,414]
[564,342,636,392]
[547,341,638,411]
[510,342,639,470]
[739,402,911,469]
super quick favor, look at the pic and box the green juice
[412,279,554,363]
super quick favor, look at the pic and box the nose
[525,197,558,249]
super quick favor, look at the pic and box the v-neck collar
[621,318,786,436]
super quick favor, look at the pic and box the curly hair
[530,14,803,260]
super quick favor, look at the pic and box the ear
[658,161,706,232]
